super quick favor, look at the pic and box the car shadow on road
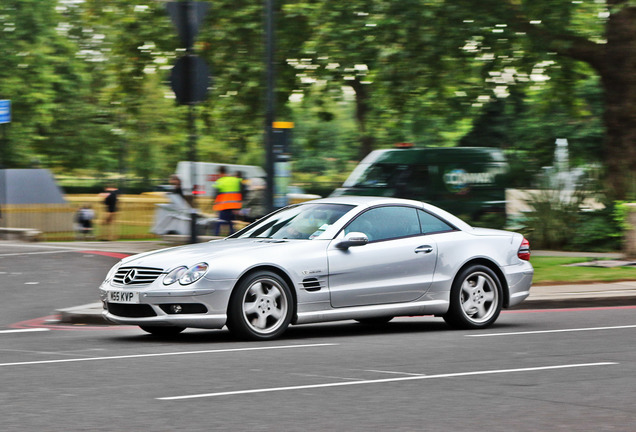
[107,316,526,344]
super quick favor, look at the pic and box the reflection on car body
[99,196,533,340]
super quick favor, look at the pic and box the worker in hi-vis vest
[212,166,243,236]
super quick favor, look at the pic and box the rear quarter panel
[424,229,524,302]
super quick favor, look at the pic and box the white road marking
[0,328,50,335]
[157,362,617,401]
[467,324,636,337]
[0,343,337,367]
[365,369,425,377]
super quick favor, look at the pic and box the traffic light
[166,1,211,105]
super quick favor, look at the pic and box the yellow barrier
[65,194,176,241]
[1,193,314,241]
[0,194,192,241]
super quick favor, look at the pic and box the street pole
[166,1,210,243]
[188,104,198,244]
[183,0,198,244]
[264,0,275,214]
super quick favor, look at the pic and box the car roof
[307,195,422,207]
[300,196,473,231]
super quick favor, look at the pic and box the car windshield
[235,203,354,240]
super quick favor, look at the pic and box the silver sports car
[99,197,533,340]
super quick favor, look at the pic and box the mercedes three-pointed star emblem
[123,269,137,285]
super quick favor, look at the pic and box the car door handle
[415,245,434,254]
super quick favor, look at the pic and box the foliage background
[1,1,613,181]
[1,1,635,250]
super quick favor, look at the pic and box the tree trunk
[599,6,636,199]
[349,78,374,160]
[503,2,636,199]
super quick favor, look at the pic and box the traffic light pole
[184,1,198,244]
[167,0,210,243]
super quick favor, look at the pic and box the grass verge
[532,256,636,285]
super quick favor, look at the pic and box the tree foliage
[0,0,632,201]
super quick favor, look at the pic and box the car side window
[345,206,421,242]
[417,209,454,234]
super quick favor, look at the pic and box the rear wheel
[139,325,185,337]
[227,271,293,340]
[443,265,502,329]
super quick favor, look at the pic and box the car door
[327,205,438,308]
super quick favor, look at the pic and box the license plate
[108,290,139,304]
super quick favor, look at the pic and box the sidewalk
[11,240,634,324]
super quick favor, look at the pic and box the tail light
[518,237,531,261]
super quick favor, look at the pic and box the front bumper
[100,279,234,329]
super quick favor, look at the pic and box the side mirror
[337,232,369,249]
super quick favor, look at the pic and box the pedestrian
[235,170,249,202]
[240,177,267,222]
[100,184,119,241]
[212,166,242,236]
[75,204,95,239]
[169,174,184,197]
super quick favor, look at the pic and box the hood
[120,238,295,270]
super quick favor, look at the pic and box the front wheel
[443,265,503,329]
[227,271,294,340]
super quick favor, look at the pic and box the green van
[331,146,509,226]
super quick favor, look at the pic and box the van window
[344,163,429,198]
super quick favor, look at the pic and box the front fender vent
[302,277,324,292]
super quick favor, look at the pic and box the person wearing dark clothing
[101,186,119,240]
[76,204,95,238]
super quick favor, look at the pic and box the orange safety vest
[213,176,243,211]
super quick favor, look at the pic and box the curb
[57,303,109,325]
[511,296,636,310]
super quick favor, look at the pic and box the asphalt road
[1,243,636,431]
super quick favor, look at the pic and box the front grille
[107,303,157,318]
[112,266,163,287]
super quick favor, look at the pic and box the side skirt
[294,300,449,325]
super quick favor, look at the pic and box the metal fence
[0,193,206,241]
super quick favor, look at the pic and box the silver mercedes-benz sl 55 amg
[99,196,533,340]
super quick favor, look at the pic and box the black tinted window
[345,206,421,242]
[417,209,454,234]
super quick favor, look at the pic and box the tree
[0,0,95,169]
[454,0,636,199]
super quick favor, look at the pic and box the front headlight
[179,263,209,285]
[163,266,188,285]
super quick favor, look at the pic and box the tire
[443,264,503,329]
[355,317,394,326]
[227,271,294,341]
[139,325,185,337]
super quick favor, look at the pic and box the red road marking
[9,315,133,331]
[503,305,636,314]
